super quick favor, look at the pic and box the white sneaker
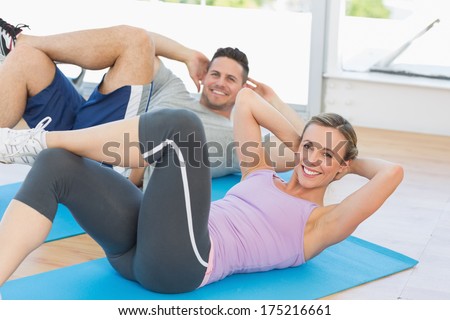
[0,116,51,165]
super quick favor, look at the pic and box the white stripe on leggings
[142,139,208,267]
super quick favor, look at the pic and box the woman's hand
[333,160,352,181]
[244,77,277,103]
[244,77,306,137]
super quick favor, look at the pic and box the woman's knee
[33,148,80,176]
[147,108,203,135]
[139,109,206,165]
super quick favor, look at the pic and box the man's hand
[186,50,209,92]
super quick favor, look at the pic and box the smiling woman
[297,122,351,187]
[233,87,403,260]
[0,81,403,295]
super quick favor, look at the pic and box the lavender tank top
[202,169,318,286]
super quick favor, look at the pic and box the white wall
[323,73,450,136]
[4,0,311,105]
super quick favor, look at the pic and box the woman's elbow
[235,88,256,108]
[387,163,404,188]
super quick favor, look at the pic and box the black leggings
[14,109,212,293]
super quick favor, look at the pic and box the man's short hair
[211,47,249,82]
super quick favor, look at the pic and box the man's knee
[6,44,56,96]
[8,44,50,67]
[111,25,153,54]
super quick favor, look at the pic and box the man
[0,19,249,179]
[0,19,299,186]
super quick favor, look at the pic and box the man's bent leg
[18,25,155,94]
[0,45,56,128]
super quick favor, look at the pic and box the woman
[0,84,403,294]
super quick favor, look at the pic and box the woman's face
[295,124,348,188]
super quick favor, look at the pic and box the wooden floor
[1,126,450,299]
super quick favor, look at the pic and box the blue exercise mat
[0,182,84,242]
[1,171,418,299]
[2,236,418,300]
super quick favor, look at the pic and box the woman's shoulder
[242,168,276,180]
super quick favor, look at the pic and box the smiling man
[0,19,249,181]
[139,46,249,183]
[0,19,301,187]
[199,48,249,119]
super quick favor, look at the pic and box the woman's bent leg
[0,200,52,286]
[11,108,212,293]
[13,148,143,280]
[133,109,212,293]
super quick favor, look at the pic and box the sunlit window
[342,0,450,80]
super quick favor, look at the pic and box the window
[342,0,450,80]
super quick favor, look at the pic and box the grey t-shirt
[142,61,240,188]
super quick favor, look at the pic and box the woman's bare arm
[233,88,301,178]
[305,158,404,259]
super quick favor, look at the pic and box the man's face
[200,56,245,114]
